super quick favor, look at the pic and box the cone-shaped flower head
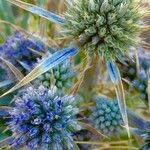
[7,86,80,149]
[0,31,46,73]
[35,59,75,90]
[65,0,140,59]
[91,96,123,135]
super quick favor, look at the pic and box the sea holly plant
[0,0,150,149]
[0,86,81,149]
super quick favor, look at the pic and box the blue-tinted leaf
[0,46,78,97]
[7,0,65,25]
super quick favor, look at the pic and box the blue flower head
[91,96,123,135]
[7,86,80,149]
[0,31,46,73]
[34,58,76,90]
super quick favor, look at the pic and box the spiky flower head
[0,31,46,73]
[35,59,75,90]
[7,86,80,150]
[91,96,123,135]
[65,0,141,60]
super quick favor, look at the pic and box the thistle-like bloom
[0,31,46,73]
[91,96,123,135]
[65,0,140,59]
[35,59,75,90]
[6,86,80,150]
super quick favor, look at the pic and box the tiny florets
[35,59,75,90]
[91,96,123,135]
[65,0,140,59]
[7,86,80,149]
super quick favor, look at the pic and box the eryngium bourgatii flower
[91,96,123,135]
[7,86,80,150]
[65,0,141,59]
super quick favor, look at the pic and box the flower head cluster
[7,86,80,149]
[0,31,46,73]
[65,0,140,59]
[91,96,123,135]
[35,59,75,90]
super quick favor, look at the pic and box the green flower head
[65,0,141,60]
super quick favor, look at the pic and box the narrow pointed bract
[7,0,65,25]
[107,60,130,138]
[106,60,119,84]
[0,46,78,97]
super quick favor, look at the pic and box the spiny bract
[65,0,140,59]
[91,96,123,135]
[7,86,80,150]
[35,59,75,90]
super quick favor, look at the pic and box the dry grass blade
[0,57,24,81]
[79,122,108,138]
